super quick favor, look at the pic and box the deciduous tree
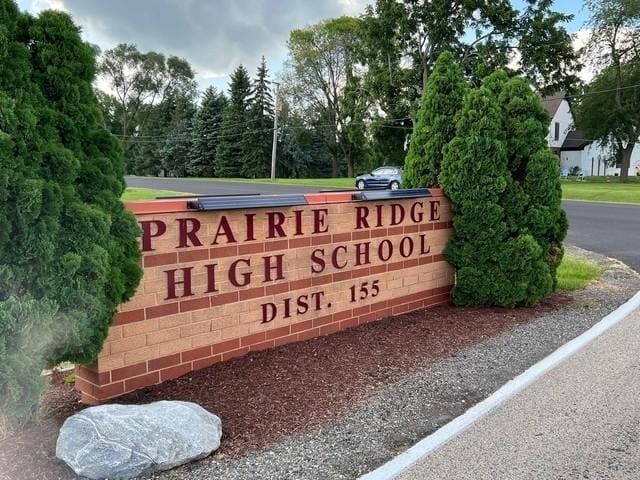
[360,0,581,130]
[97,43,195,172]
[577,0,640,182]
[284,16,365,177]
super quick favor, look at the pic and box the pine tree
[189,86,227,177]
[277,124,312,178]
[215,65,251,177]
[404,52,467,187]
[130,91,196,176]
[242,57,274,178]
[0,1,141,419]
[161,118,194,177]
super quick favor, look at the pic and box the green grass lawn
[122,187,193,201]
[556,254,603,292]
[576,175,640,183]
[560,177,640,204]
[128,175,356,189]
[126,175,640,204]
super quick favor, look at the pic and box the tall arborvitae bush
[524,149,568,287]
[404,52,467,187]
[439,72,560,306]
[498,77,568,286]
[0,1,141,419]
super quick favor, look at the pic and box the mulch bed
[0,295,571,480]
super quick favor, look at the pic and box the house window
[554,122,560,141]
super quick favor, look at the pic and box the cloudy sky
[17,0,590,92]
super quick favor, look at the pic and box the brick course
[75,192,455,403]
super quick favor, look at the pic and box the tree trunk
[332,155,339,178]
[347,155,354,178]
[620,145,633,183]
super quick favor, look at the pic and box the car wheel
[357,179,366,190]
[390,181,400,191]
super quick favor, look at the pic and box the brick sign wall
[75,190,454,404]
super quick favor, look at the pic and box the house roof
[561,130,591,151]
[542,92,567,117]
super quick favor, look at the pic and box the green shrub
[0,0,141,420]
[497,74,567,287]
[524,149,568,286]
[404,52,467,187]
[439,72,562,306]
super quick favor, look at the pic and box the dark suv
[355,166,403,190]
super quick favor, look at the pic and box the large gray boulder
[56,400,222,479]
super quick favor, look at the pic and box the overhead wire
[111,83,640,145]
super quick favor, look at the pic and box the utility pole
[270,82,280,181]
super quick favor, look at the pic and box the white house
[543,93,640,177]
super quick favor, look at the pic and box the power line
[114,116,415,144]
[110,84,640,145]
[120,127,276,144]
[564,83,640,99]
[113,116,264,139]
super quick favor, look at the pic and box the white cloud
[337,0,370,15]
[573,28,597,82]
[31,0,65,12]
[30,0,369,91]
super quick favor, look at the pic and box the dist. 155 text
[350,280,380,303]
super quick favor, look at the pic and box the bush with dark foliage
[0,0,141,419]
[439,69,566,306]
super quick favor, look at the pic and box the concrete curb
[359,290,640,480]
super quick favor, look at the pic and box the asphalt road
[126,176,328,195]
[126,177,640,272]
[563,200,640,272]
[397,307,640,480]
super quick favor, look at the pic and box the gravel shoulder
[155,246,640,480]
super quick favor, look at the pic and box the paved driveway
[125,177,640,272]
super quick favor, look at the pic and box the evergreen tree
[129,91,196,176]
[215,65,251,177]
[438,69,568,307]
[440,79,552,306]
[404,52,467,187]
[277,124,311,178]
[0,1,141,419]
[498,73,568,287]
[242,57,274,178]
[524,149,568,288]
[189,86,227,176]
[161,118,194,177]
